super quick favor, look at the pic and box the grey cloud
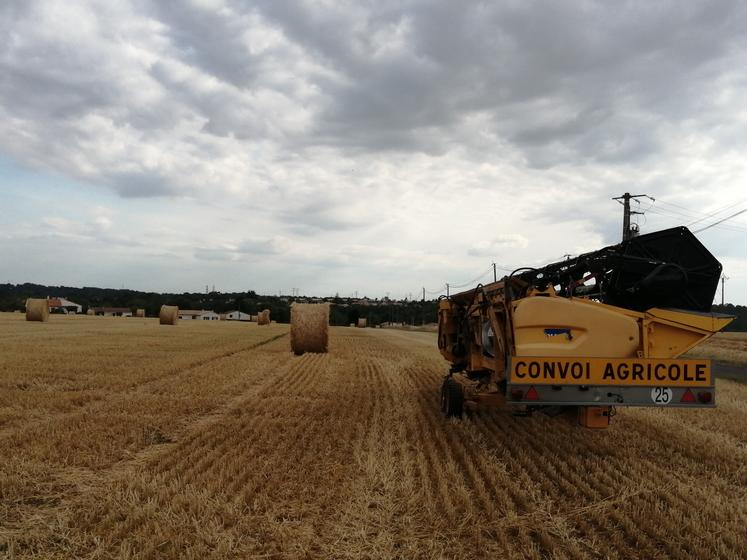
[149,3,262,90]
[106,170,182,198]
[0,0,745,206]
[193,247,234,262]
[194,236,290,262]
[278,199,375,234]
[11,217,146,250]
[467,234,529,257]
[250,0,747,164]
[237,237,289,255]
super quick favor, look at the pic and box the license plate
[509,357,711,387]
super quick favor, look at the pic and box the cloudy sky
[1,0,746,303]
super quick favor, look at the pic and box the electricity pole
[721,275,729,305]
[492,262,497,282]
[613,193,648,241]
[421,287,426,326]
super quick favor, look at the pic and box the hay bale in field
[257,309,271,325]
[135,308,145,318]
[250,315,258,322]
[290,303,329,354]
[357,317,367,328]
[86,309,95,316]
[349,323,355,327]
[159,305,178,325]
[25,298,49,322]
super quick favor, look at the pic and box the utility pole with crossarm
[613,192,649,241]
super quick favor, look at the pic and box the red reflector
[510,389,524,401]
[680,388,696,403]
[697,391,713,404]
[525,386,539,401]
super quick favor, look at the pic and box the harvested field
[1,313,746,559]
[685,331,747,366]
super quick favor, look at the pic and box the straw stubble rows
[1,315,746,558]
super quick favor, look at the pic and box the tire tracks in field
[381,332,539,555]
[492,415,665,558]
[358,330,747,559]
[1,334,295,555]
[391,337,537,549]
[373,331,703,558]
[475,399,740,559]
[328,331,523,557]
[74,335,385,556]
[0,331,289,445]
[10,327,747,559]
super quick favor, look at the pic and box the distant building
[91,307,132,317]
[225,310,251,321]
[178,309,220,321]
[47,297,82,314]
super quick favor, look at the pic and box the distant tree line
[0,283,440,326]
[6,282,742,330]
[711,304,747,332]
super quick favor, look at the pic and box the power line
[644,205,747,233]
[494,263,515,272]
[424,285,446,296]
[647,205,700,221]
[642,207,747,230]
[686,199,747,228]
[422,262,515,299]
[692,209,747,233]
[448,265,494,290]
[654,197,747,225]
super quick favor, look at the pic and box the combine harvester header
[438,226,734,428]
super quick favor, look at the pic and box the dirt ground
[1,314,746,559]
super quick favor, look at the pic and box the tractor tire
[440,378,449,413]
[444,379,464,418]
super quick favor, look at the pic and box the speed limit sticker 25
[650,387,673,404]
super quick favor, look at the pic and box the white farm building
[178,310,220,321]
[91,307,132,317]
[225,310,251,321]
[47,297,83,314]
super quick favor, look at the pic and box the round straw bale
[159,305,179,325]
[135,308,146,318]
[25,298,49,322]
[290,303,329,354]
[357,317,367,328]
[257,309,271,325]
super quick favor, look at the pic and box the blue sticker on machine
[544,328,572,340]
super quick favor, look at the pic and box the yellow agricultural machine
[438,227,734,428]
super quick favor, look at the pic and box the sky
[1,0,746,303]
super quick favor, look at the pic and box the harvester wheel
[444,379,464,418]
[440,378,449,413]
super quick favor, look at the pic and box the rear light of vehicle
[510,389,524,400]
[697,391,713,404]
[680,388,696,403]
[524,386,539,401]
